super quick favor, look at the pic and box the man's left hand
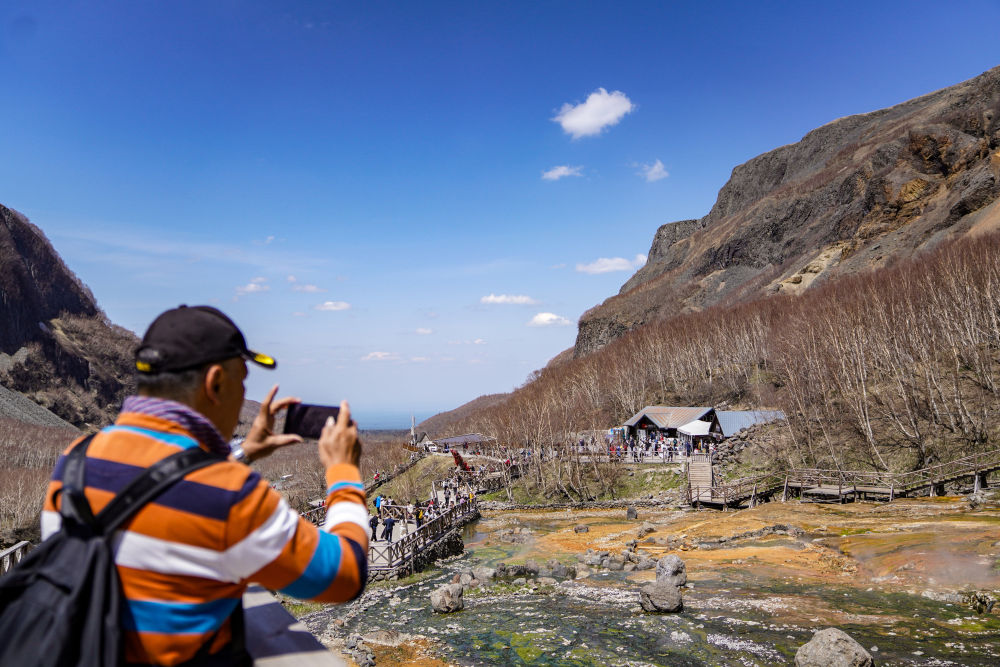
[242,385,303,462]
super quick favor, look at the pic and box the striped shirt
[42,399,369,666]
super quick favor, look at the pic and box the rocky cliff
[0,204,137,427]
[576,65,1000,357]
[0,205,101,353]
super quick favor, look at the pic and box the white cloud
[411,356,429,362]
[553,88,635,139]
[292,284,325,293]
[576,254,647,274]
[551,263,567,270]
[528,312,572,327]
[287,275,297,282]
[361,351,399,361]
[541,165,583,181]
[292,311,306,317]
[474,338,486,345]
[314,300,351,311]
[640,159,669,182]
[448,339,487,346]
[416,328,433,335]
[480,293,539,305]
[236,277,269,296]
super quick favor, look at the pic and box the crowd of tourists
[368,480,476,544]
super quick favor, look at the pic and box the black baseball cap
[135,305,277,373]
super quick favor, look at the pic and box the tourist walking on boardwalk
[370,512,379,540]
[33,305,368,665]
[382,514,396,543]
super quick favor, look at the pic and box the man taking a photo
[41,305,368,665]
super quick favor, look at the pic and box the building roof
[624,406,713,429]
[678,419,712,436]
[714,410,786,437]
[436,433,492,445]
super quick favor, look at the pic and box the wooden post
[782,476,789,503]
[889,482,894,503]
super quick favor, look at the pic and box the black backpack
[0,434,232,667]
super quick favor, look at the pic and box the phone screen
[283,403,341,439]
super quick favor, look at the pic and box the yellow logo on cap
[252,353,276,367]
[136,361,152,372]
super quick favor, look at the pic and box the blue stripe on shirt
[104,425,203,450]
[279,529,343,599]
[326,481,364,495]
[121,597,239,634]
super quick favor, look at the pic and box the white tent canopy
[678,419,712,437]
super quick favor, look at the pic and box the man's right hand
[318,400,361,468]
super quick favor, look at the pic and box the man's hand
[242,385,303,463]
[318,400,361,468]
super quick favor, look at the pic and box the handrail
[0,540,32,576]
[689,447,1000,507]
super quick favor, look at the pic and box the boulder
[537,576,558,586]
[795,628,874,667]
[574,524,590,533]
[524,560,540,576]
[624,563,636,572]
[473,566,496,582]
[656,555,687,587]
[636,557,656,571]
[430,583,464,613]
[512,577,527,586]
[637,522,656,538]
[585,554,602,567]
[627,506,638,520]
[459,572,474,586]
[551,562,569,578]
[639,582,683,613]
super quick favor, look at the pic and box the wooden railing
[368,499,479,573]
[688,446,1000,507]
[0,541,32,576]
[687,472,783,507]
[891,448,1000,493]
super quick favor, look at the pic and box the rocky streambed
[298,496,1000,666]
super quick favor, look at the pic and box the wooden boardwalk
[688,447,1000,509]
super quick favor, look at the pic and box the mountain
[575,65,1000,356]
[417,393,510,437]
[0,204,138,427]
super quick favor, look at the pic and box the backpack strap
[97,446,223,534]
[59,433,99,530]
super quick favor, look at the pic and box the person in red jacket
[42,305,368,666]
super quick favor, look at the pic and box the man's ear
[204,364,225,405]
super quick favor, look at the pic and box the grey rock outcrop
[795,628,874,667]
[639,581,683,613]
[430,583,464,613]
[655,554,687,587]
[626,506,638,520]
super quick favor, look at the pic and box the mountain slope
[0,204,137,427]
[576,65,1000,356]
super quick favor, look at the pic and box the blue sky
[2,1,998,427]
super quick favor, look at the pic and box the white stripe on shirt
[322,501,369,534]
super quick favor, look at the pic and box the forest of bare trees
[448,231,1000,501]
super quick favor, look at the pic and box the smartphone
[283,403,341,439]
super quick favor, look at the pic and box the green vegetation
[370,455,456,504]
[480,463,685,504]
